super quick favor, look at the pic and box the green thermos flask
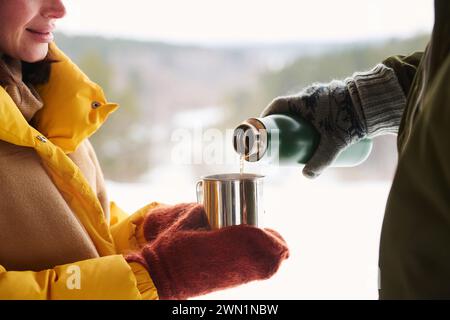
[232,114,372,166]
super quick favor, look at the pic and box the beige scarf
[0,54,44,122]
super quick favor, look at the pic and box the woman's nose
[42,0,67,19]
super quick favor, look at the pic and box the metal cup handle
[196,180,203,204]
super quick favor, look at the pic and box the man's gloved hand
[261,64,406,178]
[126,203,289,300]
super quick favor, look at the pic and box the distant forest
[54,33,429,182]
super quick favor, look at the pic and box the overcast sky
[58,0,434,44]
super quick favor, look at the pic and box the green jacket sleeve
[382,52,424,97]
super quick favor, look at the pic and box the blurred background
[57,0,433,299]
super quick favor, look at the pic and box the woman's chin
[21,44,49,63]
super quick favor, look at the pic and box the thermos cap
[232,118,268,162]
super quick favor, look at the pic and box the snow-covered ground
[106,165,391,300]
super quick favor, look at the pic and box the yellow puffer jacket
[0,42,159,299]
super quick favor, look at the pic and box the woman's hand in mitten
[126,203,289,300]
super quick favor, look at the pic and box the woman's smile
[25,27,54,43]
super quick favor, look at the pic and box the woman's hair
[22,52,59,86]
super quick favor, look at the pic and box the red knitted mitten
[126,203,289,300]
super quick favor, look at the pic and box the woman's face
[0,0,66,62]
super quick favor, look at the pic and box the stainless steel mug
[196,173,264,229]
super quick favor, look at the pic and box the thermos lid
[232,118,268,162]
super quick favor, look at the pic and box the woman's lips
[26,28,54,43]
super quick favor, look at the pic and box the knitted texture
[142,203,210,242]
[0,55,43,122]
[346,64,406,137]
[261,63,406,178]
[125,203,289,300]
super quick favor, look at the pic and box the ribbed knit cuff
[140,246,176,300]
[346,64,406,138]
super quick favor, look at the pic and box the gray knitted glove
[261,64,406,179]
